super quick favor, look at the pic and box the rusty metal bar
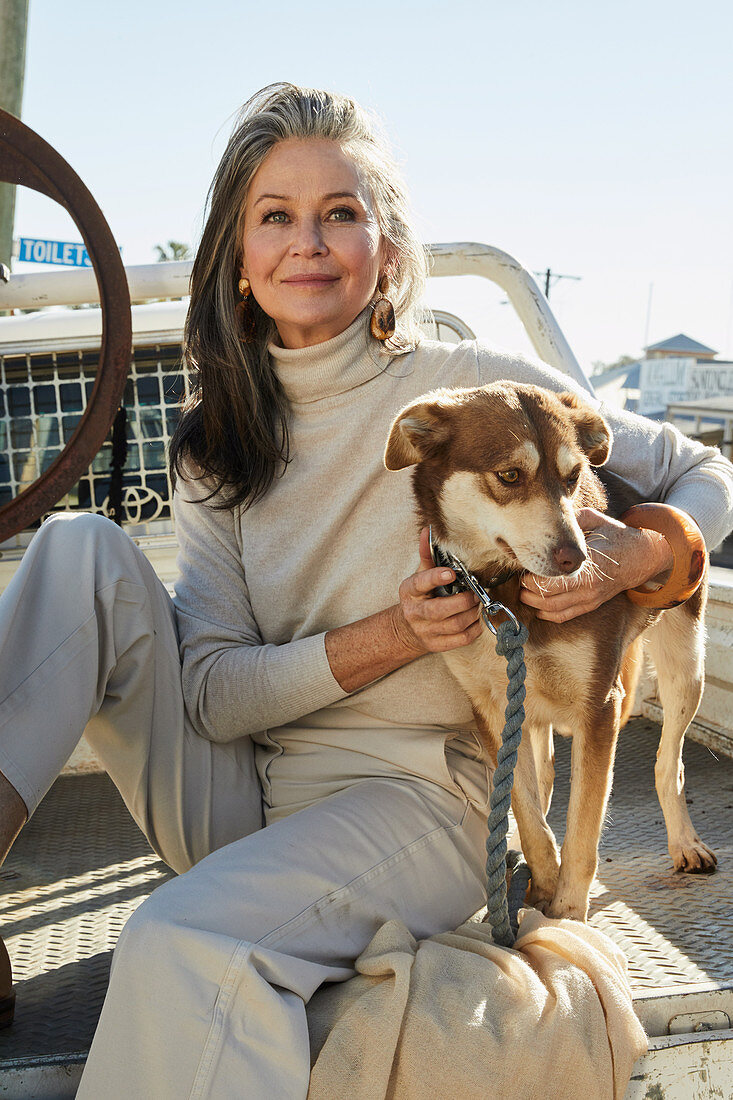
[0,109,131,542]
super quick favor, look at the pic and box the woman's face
[241,138,386,348]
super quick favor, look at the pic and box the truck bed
[1,716,732,1095]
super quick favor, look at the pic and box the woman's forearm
[324,606,422,694]
[325,532,483,693]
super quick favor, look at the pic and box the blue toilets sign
[19,238,92,267]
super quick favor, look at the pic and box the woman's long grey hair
[170,82,429,510]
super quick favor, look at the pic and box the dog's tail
[619,636,644,728]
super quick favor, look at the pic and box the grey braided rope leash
[484,618,530,948]
[428,530,531,948]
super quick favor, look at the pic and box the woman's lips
[280,274,339,285]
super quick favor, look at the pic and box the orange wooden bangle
[620,503,707,609]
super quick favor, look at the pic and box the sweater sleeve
[173,470,348,743]
[475,346,733,550]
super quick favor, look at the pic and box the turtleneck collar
[268,307,389,404]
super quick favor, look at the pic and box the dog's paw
[671,836,717,874]
[545,894,589,923]
[528,890,553,914]
[527,874,558,913]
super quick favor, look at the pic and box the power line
[534,267,582,300]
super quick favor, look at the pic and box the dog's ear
[384,400,451,470]
[557,392,613,466]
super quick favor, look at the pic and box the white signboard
[638,357,733,414]
[688,363,733,397]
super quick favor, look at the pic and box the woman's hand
[519,508,674,623]
[389,527,483,655]
[325,528,482,694]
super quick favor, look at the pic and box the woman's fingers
[417,600,483,649]
[411,587,478,620]
[403,565,457,598]
[394,529,482,653]
[430,616,484,651]
[399,582,478,625]
[520,574,597,606]
[417,525,436,573]
[519,585,604,622]
[519,559,616,621]
[434,602,482,633]
[519,513,674,623]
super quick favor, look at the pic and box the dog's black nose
[553,543,586,573]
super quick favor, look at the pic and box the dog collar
[429,526,521,637]
[429,532,516,592]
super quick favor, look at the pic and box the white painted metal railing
[0,260,191,309]
[428,243,592,390]
[0,243,594,390]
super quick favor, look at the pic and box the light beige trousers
[0,513,489,1099]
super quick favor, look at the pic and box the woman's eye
[263,210,288,224]
[497,469,519,484]
[328,207,355,222]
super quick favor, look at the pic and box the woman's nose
[289,217,328,256]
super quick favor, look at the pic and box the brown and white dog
[385,382,714,921]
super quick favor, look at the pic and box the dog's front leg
[510,731,562,911]
[474,705,561,908]
[530,723,555,817]
[548,692,622,921]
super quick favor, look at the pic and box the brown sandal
[0,935,15,1028]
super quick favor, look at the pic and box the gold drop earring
[237,277,256,340]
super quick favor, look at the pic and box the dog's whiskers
[532,576,550,595]
[581,558,613,585]
[589,547,620,567]
[586,531,611,543]
[589,561,614,583]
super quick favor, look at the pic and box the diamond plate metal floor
[0,718,731,1065]
[0,774,173,1063]
[550,718,733,989]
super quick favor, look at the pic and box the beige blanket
[307,909,647,1100]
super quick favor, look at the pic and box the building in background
[594,333,733,456]
[593,334,733,563]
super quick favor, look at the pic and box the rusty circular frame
[0,109,132,542]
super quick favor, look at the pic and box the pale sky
[11,0,733,372]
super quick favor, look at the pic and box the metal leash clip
[429,526,521,637]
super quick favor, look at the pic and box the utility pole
[643,282,654,350]
[0,0,30,270]
[535,267,581,300]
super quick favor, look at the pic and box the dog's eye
[566,468,581,489]
[496,469,520,484]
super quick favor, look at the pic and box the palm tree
[154,241,192,263]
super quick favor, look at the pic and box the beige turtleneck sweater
[173,309,733,782]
